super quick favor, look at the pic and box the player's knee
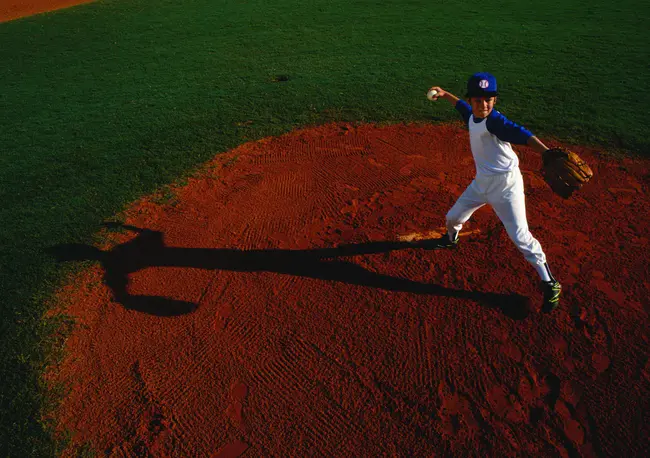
[506,226,532,244]
[517,228,532,241]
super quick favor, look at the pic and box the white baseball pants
[445,168,547,267]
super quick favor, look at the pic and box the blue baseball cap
[466,72,498,97]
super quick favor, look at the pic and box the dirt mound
[48,122,650,457]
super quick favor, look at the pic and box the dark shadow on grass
[47,224,530,320]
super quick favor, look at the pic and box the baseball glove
[542,147,593,198]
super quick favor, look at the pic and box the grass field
[1,0,648,454]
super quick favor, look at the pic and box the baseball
[427,89,438,100]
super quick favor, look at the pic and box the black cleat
[541,280,562,313]
[411,232,458,250]
[436,232,459,249]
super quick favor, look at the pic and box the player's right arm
[427,86,459,105]
[428,86,471,124]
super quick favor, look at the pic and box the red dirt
[48,122,650,456]
[0,0,92,23]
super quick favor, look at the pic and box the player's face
[469,96,497,118]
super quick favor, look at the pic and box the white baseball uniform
[446,101,552,281]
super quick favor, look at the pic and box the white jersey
[446,99,549,279]
[468,115,519,177]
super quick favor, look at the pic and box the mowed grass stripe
[0,0,648,455]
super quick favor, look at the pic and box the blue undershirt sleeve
[455,100,472,124]
[486,111,533,145]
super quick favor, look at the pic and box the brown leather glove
[542,147,593,198]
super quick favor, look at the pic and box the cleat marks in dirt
[109,360,178,456]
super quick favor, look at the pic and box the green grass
[1,0,648,454]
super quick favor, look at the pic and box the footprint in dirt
[529,370,590,451]
[436,382,483,436]
[210,440,249,458]
[477,363,591,456]
[541,373,561,410]
[225,381,250,433]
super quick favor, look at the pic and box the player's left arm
[526,135,550,154]
[486,111,549,154]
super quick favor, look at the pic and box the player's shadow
[47,223,530,320]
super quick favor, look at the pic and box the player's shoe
[435,233,459,249]
[411,232,458,250]
[541,280,561,313]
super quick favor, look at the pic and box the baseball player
[427,72,561,312]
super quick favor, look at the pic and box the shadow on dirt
[47,224,530,320]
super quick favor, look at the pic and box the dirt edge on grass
[0,0,94,23]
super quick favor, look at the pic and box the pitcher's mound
[49,122,650,457]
